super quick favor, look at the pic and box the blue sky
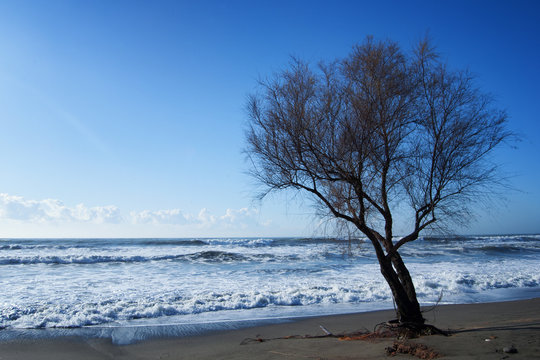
[0,0,538,237]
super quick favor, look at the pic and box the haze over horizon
[0,0,538,238]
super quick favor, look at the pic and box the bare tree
[245,37,511,328]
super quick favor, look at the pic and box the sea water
[1,235,539,343]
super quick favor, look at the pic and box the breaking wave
[0,250,267,266]
[1,234,540,331]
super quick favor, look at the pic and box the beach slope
[1,298,539,359]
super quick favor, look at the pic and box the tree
[245,37,511,328]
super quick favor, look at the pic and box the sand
[1,298,539,359]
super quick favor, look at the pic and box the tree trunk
[390,253,422,313]
[379,257,425,325]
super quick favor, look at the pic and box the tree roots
[375,320,450,339]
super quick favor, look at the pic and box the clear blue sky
[0,0,538,237]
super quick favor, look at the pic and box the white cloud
[0,193,271,235]
[221,207,254,222]
[129,207,262,228]
[220,207,260,228]
[72,204,123,224]
[197,208,216,225]
[130,209,190,225]
[0,193,122,224]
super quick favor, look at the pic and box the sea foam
[1,235,539,331]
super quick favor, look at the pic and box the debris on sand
[385,341,441,359]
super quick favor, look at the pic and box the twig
[422,290,444,314]
[319,325,333,336]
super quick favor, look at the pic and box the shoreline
[3,287,539,346]
[1,298,539,359]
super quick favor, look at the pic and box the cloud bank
[129,207,262,229]
[0,193,266,231]
[0,193,122,224]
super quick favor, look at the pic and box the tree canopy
[245,37,511,325]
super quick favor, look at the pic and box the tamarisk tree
[245,37,510,326]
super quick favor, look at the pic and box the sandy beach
[1,298,539,359]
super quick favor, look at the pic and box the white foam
[1,236,539,330]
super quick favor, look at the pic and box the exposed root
[338,332,393,341]
[375,320,449,339]
[385,341,441,359]
[242,326,396,345]
[338,327,396,341]
[240,320,449,346]
[240,332,337,345]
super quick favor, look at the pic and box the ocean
[1,235,540,344]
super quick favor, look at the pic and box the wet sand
[1,298,539,359]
